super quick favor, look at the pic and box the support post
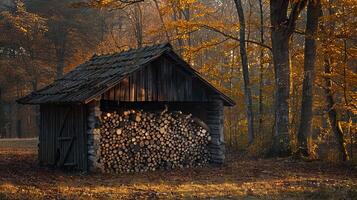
[87,100,103,171]
[207,95,225,164]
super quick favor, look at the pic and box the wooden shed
[17,43,235,172]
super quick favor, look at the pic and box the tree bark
[297,0,322,157]
[56,48,65,79]
[182,6,191,48]
[134,3,143,48]
[269,0,307,156]
[270,1,291,156]
[320,1,348,161]
[153,0,170,43]
[172,4,184,55]
[323,60,348,161]
[258,0,264,133]
[54,33,67,79]
[233,0,254,144]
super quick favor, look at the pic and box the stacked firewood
[99,109,211,173]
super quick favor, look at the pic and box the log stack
[99,109,211,173]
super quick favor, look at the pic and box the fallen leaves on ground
[0,147,356,200]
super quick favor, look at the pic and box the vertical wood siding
[39,104,87,171]
[102,57,213,102]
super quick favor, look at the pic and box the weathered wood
[28,44,234,173]
[102,58,213,103]
[58,136,75,167]
[39,104,87,171]
[18,43,235,107]
[206,95,225,164]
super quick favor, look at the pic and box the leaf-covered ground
[0,139,356,200]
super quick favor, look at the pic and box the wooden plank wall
[102,57,212,102]
[39,104,87,171]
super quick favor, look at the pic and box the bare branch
[287,0,308,35]
[201,25,272,52]
[188,38,229,54]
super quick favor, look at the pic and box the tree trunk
[269,0,307,156]
[153,0,170,43]
[297,0,322,157]
[56,55,65,79]
[341,8,353,160]
[233,0,254,144]
[320,2,348,161]
[323,60,348,161]
[172,6,184,55]
[55,41,66,79]
[134,3,143,48]
[258,0,264,133]
[183,6,191,48]
[271,30,291,155]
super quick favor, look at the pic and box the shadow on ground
[0,145,356,200]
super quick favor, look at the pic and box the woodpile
[99,109,211,173]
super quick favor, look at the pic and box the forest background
[0,0,355,162]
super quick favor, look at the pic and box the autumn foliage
[0,0,356,162]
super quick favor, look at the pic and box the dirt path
[0,146,356,199]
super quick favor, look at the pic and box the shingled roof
[17,43,235,106]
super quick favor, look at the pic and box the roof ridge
[91,42,171,60]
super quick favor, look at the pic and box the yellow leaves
[203,20,228,31]
[101,0,114,4]
[181,0,197,4]
[0,1,48,38]
[167,19,197,30]
[19,26,28,33]
[178,0,196,10]
[72,0,145,9]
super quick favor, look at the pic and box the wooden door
[39,104,87,171]
[56,105,87,170]
[55,106,76,168]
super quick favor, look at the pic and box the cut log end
[98,109,211,173]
